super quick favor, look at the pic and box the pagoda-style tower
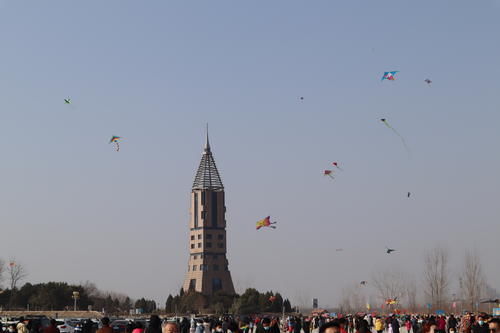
[182,133,235,295]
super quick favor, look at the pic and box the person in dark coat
[146,316,162,333]
[391,317,400,333]
[471,316,488,333]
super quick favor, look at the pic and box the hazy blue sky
[1,0,499,308]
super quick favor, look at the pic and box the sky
[0,0,499,309]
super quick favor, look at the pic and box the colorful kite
[109,136,121,152]
[424,79,432,85]
[380,118,410,155]
[332,162,343,171]
[385,298,398,305]
[324,170,334,179]
[386,247,396,254]
[381,71,399,81]
[256,216,277,230]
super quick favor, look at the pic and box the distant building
[182,133,235,295]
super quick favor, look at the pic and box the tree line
[339,247,498,313]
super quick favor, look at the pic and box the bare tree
[371,267,408,305]
[460,250,484,311]
[7,259,27,290]
[405,278,418,312]
[0,258,5,290]
[339,283,365,313]
[423,246,450,309]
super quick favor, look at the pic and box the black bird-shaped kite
[408,192,411,198]
[424,79,432,85]
[360,281,368,286]
[64,98,71,104]
[386,248,396,254]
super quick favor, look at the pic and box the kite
[381,71,399,81]
[424,79,432,85]
[385,298,398,305]
[324,170,334,179]
[269,296,277,303]
[256,216,277,230]
[380,118,410,155]
[360,281,367,286]
[407,192,411,198]
[109,136,121,152]
[64,98,71,104]
[9,262,15,267]
[335,248,344,252]
[386,247,396,254]
[332,162,343,171]
[299,96,305,101]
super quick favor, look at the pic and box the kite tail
[328,174,335,179]
[115,142,120,152]
[270,226,276,229]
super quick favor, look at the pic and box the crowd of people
[1,314,498,333]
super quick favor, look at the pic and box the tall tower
[182,133,235,295]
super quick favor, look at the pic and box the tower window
[206,242,212,248]
[217,234,224,240]
[197,242,201,248]
[201,191,205,205]
[194,193,199,228]
[193,255,198,259]
[212,278,222,292]
[191,235,195,240]
[198,234,202,239]
[200,264,208,271]
[218,243,223,248]
[211,192,218,227]
[189,279,196,291]
[206,234,212,239]
[191,244,195,249]
[213,264,219,271]
[213,255,218,259]
[193,265,197,271]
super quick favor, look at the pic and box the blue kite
[381,71,399,81]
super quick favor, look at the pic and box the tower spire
[205,123,211,153]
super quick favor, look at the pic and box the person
[239,318,250,333]
[293,318,301,333]
[436,317,446,333]
[147,316,162,333]
[195,321,204,333]
[319,322,341,333]
[163,323,179,333]
[302,319,310,333]
[17,318,29,333]
[391,317,400,333]
[471,316,488,333]
[83,319,94,333]
[180,318,190,333]
[448,316,458,333]
[488,318,499,333]
[44,320,60,333]
[375,318,384,333]
[8,324,17,333]
[96,318,113,333]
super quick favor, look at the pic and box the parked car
[56,319,77,333]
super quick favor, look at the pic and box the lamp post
[72,291,80,311]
